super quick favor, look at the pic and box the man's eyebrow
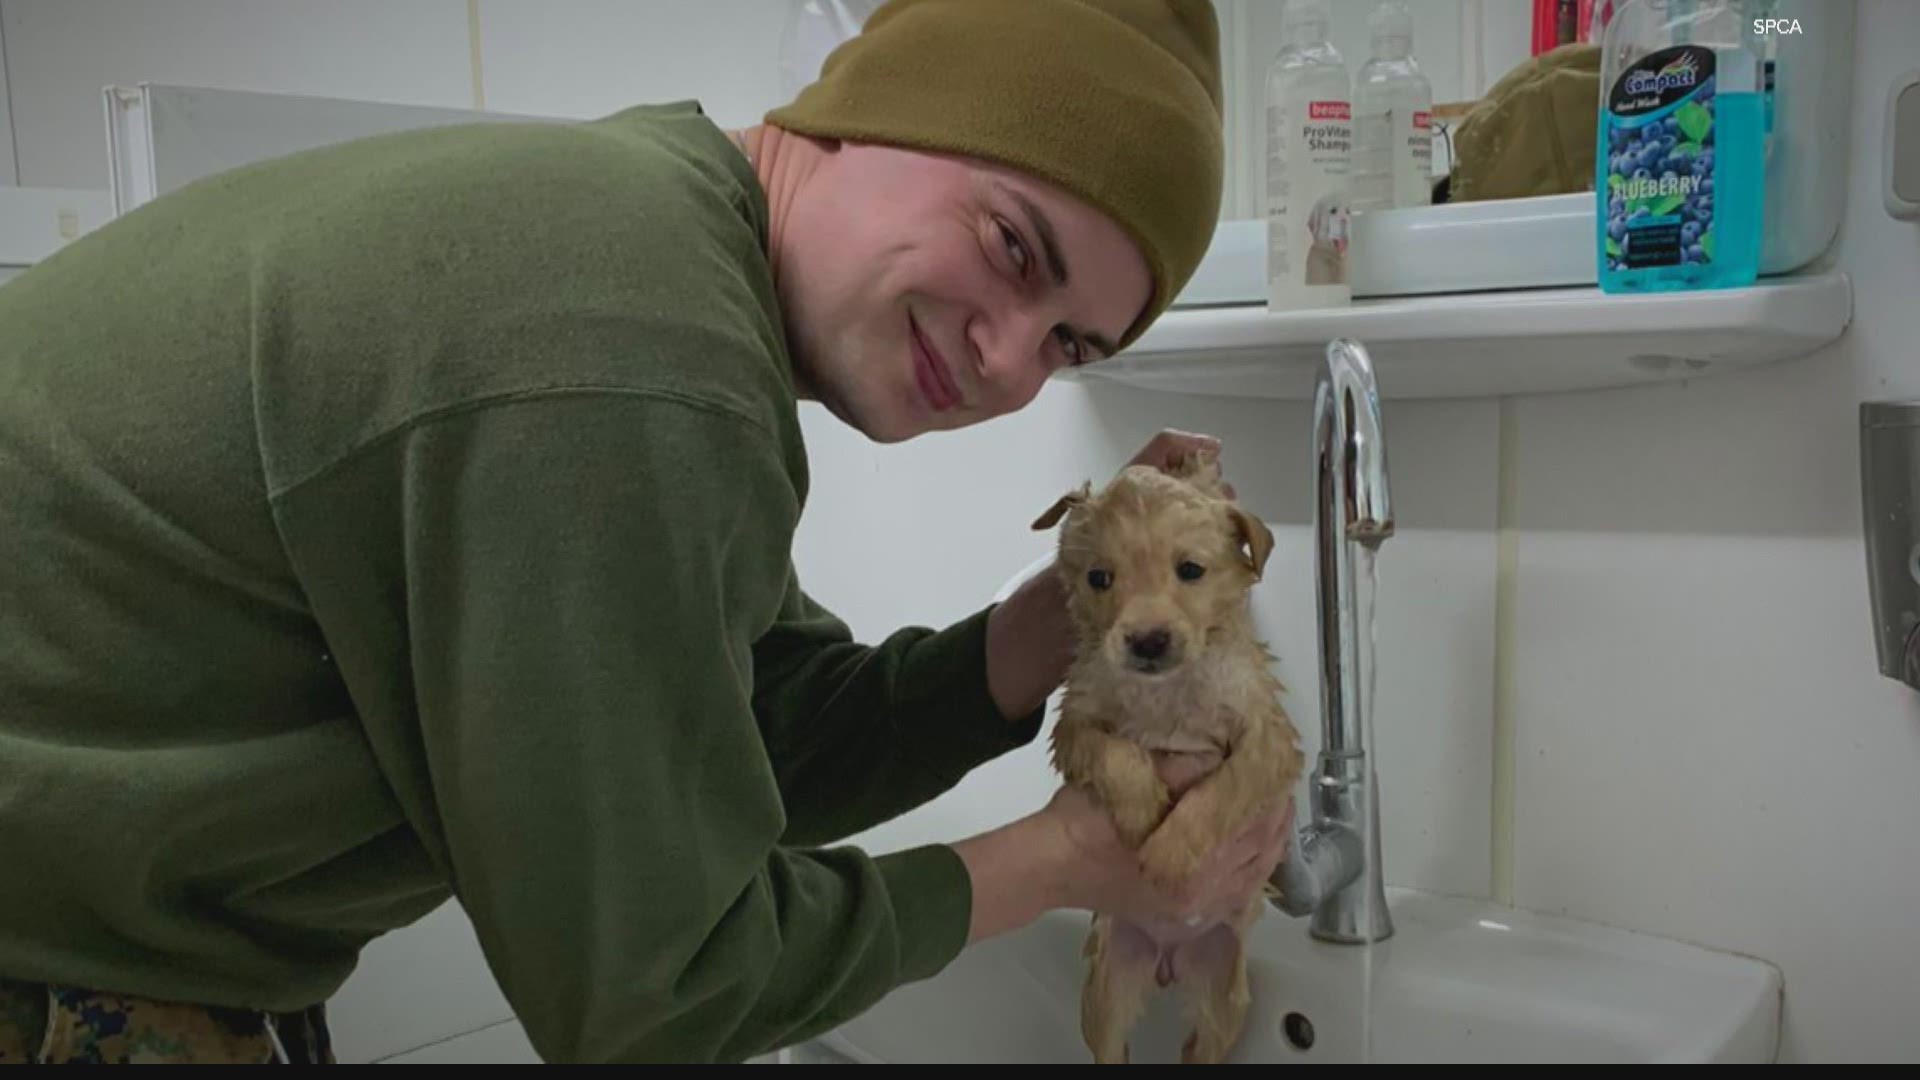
[992,180,1125,360]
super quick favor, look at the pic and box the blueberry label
[1602,46,1719,273]
[1609,45,1716,116]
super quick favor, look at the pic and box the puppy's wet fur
[1033,451,1303,1064]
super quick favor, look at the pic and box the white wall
[1501,3,1920,1061]
[4,0,1917,1065]
[1,0,475,190]
[475,0,788,125]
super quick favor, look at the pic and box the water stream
[1358,544,1381,1063]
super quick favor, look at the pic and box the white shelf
[1073,272,1853,401]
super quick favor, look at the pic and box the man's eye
[998,220,1031,277]
[1055,326,1085,366]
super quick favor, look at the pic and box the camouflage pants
[0,978,333,1064]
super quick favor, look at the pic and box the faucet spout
[1271,337,1395,944]
[1319,338,1394,554]
[1315,337,1392,765]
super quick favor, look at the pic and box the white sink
[814,888,1780,1063]
[808,556,1780,1063]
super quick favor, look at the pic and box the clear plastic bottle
[1596,0,1764,293]
[1351,1,1434,211]
[1265,0,1353,310]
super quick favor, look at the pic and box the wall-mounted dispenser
[1860,402,1920,689]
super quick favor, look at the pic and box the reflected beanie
[765,0,1224,349]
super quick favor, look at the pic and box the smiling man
[768,147,1142,441]
[0,0,1290,1065]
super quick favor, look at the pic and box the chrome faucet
[1270,338,1395,944]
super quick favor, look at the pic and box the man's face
[774,140,1154,443]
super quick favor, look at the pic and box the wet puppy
[1033,452,1302,1065]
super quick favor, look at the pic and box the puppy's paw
[1138,827,1204,892]
[1111,795,1170,850]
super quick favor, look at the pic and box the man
[0,0,1291,1063]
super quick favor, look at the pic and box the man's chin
[866,400,980,444]
[811,382,921,444]
[858,412,924,445]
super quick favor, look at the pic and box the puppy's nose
[1127,629,1172,661]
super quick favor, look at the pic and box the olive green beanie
[765,0,1224,349]
[1451,43,1601,202]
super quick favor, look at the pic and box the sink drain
[1282,1012,1315,1051]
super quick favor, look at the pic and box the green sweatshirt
[0,101,1043,1062]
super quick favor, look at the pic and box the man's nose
[973,307,1054,392]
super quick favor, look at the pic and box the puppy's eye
[1177,561,1206,582]
[1087,569,1113,591]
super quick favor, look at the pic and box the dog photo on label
[1032,449,1303,1064]
[1304,192,1351,286]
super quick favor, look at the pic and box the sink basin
[813,888,1780,1063]
[811,556,1780,1063]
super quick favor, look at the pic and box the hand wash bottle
[1596,0,1764,293]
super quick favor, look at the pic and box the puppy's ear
[1032,482,1092,530]
[1229,505,1275,580]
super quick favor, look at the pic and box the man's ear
[1032,482,1092,530]
[1228,505,1275,580]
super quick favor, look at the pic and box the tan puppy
[1032,451,1303,1065]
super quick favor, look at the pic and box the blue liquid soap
[1597,31,1765,293]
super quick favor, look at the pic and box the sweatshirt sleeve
[271,391,974,1063]
[751,582,1045,848]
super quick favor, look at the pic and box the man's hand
[949,755,1294,946]
[1118,429,1236,500]
[1035,780,1292,929]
